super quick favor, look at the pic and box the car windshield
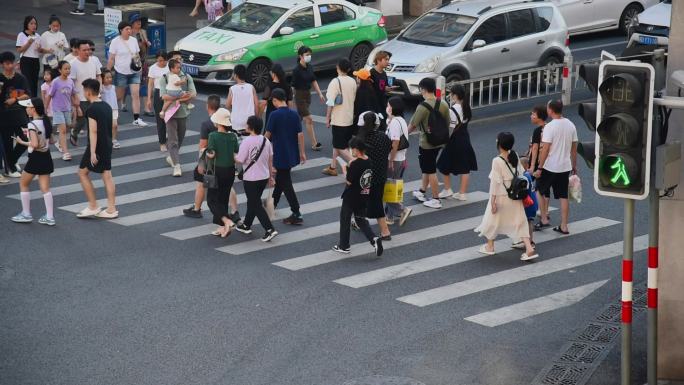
[399,12,476,47]
[211,3,287,34]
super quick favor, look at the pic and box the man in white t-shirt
[534,99,578,235]
[69,40,101,146]
[323,58,356,176]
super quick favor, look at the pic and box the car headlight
[215,48,248,63]
[414,55,440,73]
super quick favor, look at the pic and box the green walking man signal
[609,157,631,186]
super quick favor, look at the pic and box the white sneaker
[412,190,426,202]
[132,118,149,127]
[112,139,121,149]
[0,175,9,184]
[172,164,182,177]
[423,198,442,209]
[438,189,454,199]
[7,171,21,178]
[165,155,174,168]
[453,192,467,201]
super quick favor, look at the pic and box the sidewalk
[0,4,198,63]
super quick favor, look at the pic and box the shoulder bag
[123,38,143,72]
[203,154,218,189]
[238,137,267,181]
[396,118,409,151]
[334,77,343,105]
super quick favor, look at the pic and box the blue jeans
[78,0,104,9]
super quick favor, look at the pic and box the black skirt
[24,150,54,175]
[437,123,478,176]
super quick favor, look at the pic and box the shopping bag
[383,179,404,203]
[569,174,582,203]
[263,188,276,220]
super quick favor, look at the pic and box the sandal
[219,226,231,238]
[534,221,551,231]
[552,226,570,235]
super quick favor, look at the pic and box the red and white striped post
[647,185,659,385]
[561,54,573,106]
[621,198,635,385]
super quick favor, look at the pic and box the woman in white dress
[475,132,538,261]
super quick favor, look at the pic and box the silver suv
[370,0,570,96]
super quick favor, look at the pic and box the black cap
[270,88,287,102]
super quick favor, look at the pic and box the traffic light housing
[577,64,599,170]
[594,61,654,200]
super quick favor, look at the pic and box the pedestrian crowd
[1,10,580,263]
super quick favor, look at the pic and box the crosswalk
[1,121,640,327]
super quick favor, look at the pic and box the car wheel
[248,59,271,92]
[620,3,643,35]
[540,56,562,86]
[350,43,372,71]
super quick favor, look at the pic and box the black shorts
[365,184,385,219]
[79,152,112,173]
[332,125,353,150]
[537,169,570,199]
[418,147,441,174]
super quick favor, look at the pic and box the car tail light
[378,16,386,28]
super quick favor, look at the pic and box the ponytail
[507,149,519,169]
[450,83,472,121]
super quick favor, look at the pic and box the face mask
[304,55,312,64]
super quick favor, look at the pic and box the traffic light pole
[647,185,659,385]
[621,198,635,385]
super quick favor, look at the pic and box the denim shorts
[114,71,141,87]
[52,110,72,126]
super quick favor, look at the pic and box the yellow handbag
[383,179,404,203]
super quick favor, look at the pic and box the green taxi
[173,0,388,91]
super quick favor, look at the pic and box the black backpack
[420,99,449,146]
[499,155,529,200]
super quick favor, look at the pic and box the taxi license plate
[182,64,199,76]
[639,36,658,45]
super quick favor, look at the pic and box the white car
[626,0,670,50]
[552,0,660,35]
[371,0,570,96]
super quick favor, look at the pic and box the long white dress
[474,156,530,241]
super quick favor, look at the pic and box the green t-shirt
[207,131,239,168]
[409,96,451,149]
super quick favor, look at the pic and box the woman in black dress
[352,68,378,136]
[437,84,477,201]
[261,63,292,126]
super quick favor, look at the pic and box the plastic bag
[263,188,276,220]
[569,174,582,203]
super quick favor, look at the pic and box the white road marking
[271,197,491,271]
[334,216,615,288]
[165,179,425,241]
[397,235,648,307]
[571,41,627,53]
[8,163,198,200]
[464,280,609,327]
[108,158,333,225]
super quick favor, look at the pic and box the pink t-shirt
[236,135,272,181]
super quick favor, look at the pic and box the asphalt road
[0,5,652,385]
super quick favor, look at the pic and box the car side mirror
[472,39,486,49]
[278,27,294,37]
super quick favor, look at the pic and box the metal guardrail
[447,56,602,109]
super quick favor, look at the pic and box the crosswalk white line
[9,163,199,200]
[162,179,425,241]
[108,158,333,225]
[221,191,489,256]
[270,195,491,270]
[46,145,200,179]
[397,235,649,307]
[463,280,609,327]
[333,216,614,289]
